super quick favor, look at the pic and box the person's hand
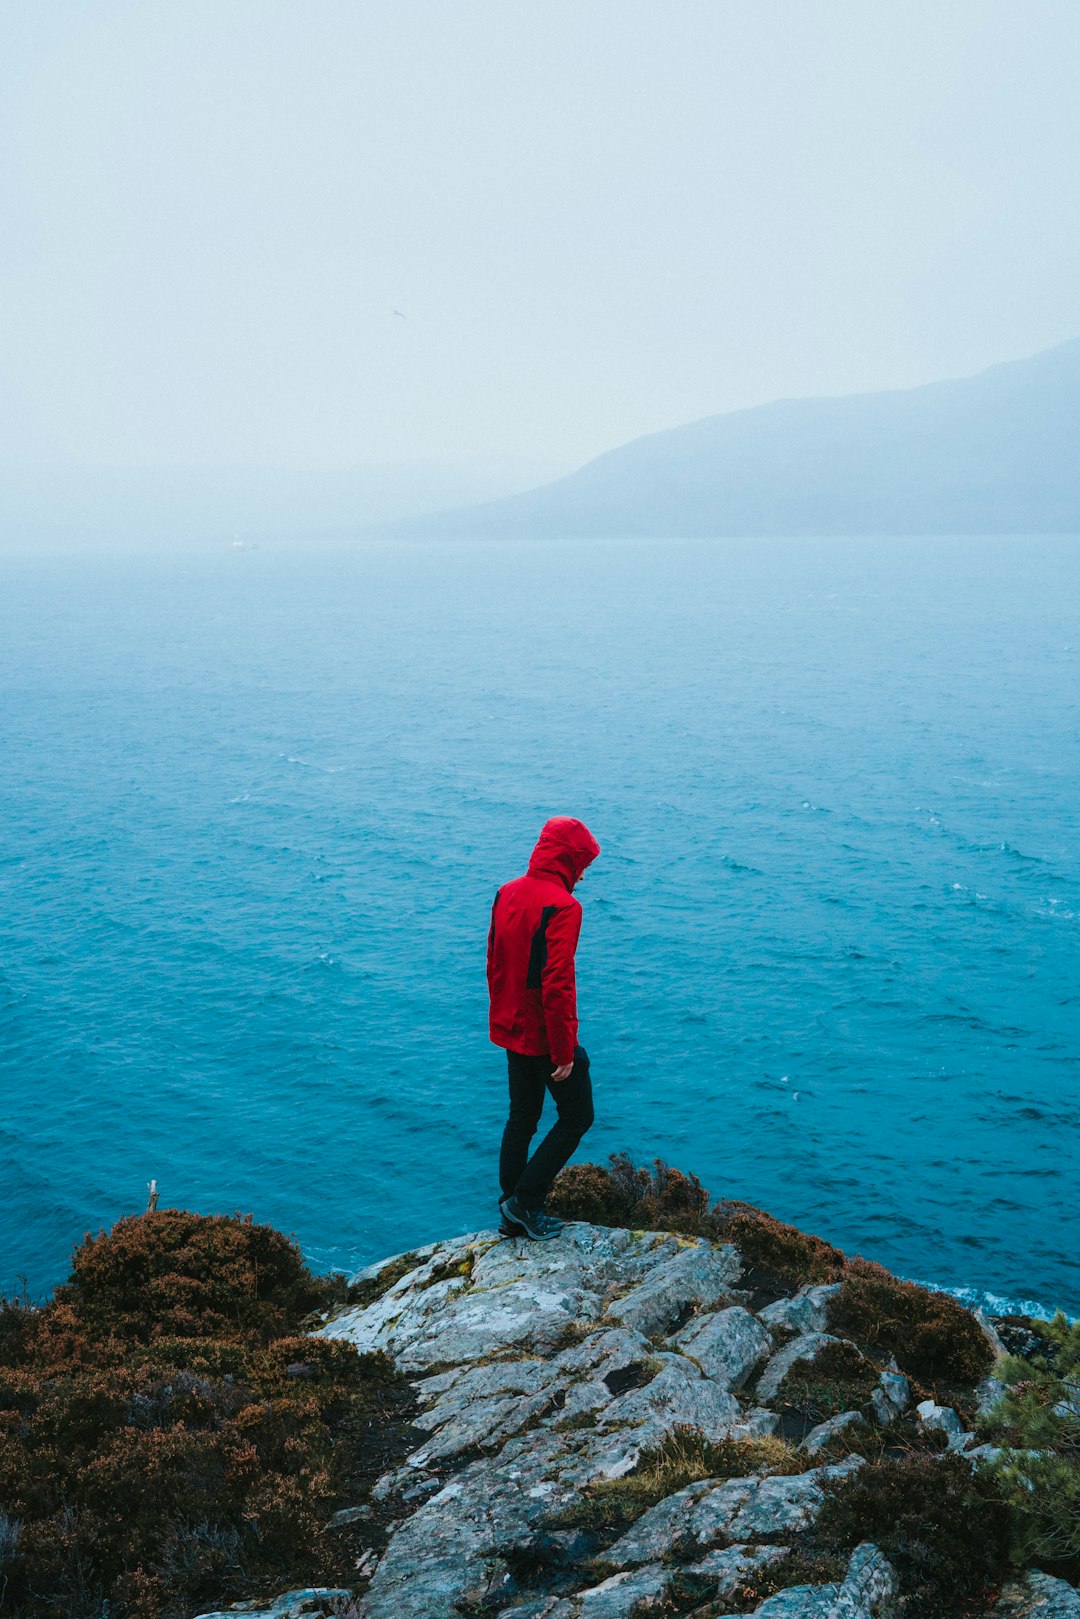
[551,1062,574,1082]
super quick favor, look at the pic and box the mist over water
[1,534,1077,1313]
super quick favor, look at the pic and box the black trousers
[499,1044,594,1208]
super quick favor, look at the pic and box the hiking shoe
[498,1207,561,1238]
[499,1195,560,1242]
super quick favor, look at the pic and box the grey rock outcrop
[989,1570,1080,1617]
[320,1225,784,1617]
[165,1201,1080,1619]
[674,1303,774,1388]
[316,1225,895,1618]
[1053,1383,1080,1420]
[965,1442,1006,1466]
[250,1220,1042,1619]
[324,1225,742,1371]
[869,1369,910,1425]
[915,1398,977,1452]
[605,1456,864,1567]
[977,1379,1016,1418]
[705,1541,898,1618]
[758,1284,842,1338]
[801,1410,865,1456]
[607,1238,741,1335]
[915,1398,964,1437]
[498,1544,787,1618]
[193,1593,352,1619]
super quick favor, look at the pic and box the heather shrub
[710,1199,843,1285]
[56,1209,333,1343]
[549,1155,843,1285]
[550,1155,712,1231]
[775,1340,881,1423]
[609,1156,714,1231]
[816,1453,1010,1619]
[0,1211,405,1619]
[549,1160,640,1225]
[0,1295,34,1366]
[827,1258,994,1385]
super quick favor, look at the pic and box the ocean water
[1,534,1077,1315]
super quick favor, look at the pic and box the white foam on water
[912,1276,1074,1325]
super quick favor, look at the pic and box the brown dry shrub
[550,1155,713,1232]
[612,1156,714,1232]
[56,1209,334,1344]
[0,1211,404,1619]
[548,1160,640,1226]
[550,1155,842,1286]
[828,1258,994,1385]
[711,1200,844,1286]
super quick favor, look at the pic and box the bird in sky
[393,308,407,319]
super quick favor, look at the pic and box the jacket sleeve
[540,900,582,1067]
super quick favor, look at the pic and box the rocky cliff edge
[194,1220,1080,1619]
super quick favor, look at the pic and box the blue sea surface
[1,534,1077,1313]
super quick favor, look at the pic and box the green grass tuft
[553,1426,805,1534]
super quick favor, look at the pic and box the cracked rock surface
[307,1224,904,1619]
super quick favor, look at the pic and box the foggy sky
[3,1,1079,481]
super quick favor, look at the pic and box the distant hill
[406,339,1080,538]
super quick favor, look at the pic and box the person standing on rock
[487,816,601,1241]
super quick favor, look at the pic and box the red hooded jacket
[487,817,601,1067]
